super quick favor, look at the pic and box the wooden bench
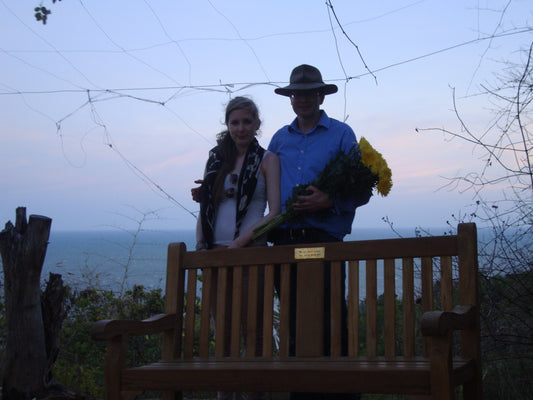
[91,223,482,400]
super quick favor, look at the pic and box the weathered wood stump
[0,207,52,399]
[42,272,68,383]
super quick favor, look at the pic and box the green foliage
[53,285,164,398]
[479,270,533,400]
[357,293,410,357]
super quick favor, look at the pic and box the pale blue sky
[1,0,532,232]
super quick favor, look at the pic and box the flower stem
[252,211,291,241]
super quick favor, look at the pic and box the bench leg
[462,373,483,400]
[104,335,126,400]
[429,335,454,400]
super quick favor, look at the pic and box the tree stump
[0,207,52,399]
[42,272,68,383]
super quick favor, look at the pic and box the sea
[40,226,450,294]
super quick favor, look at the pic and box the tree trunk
[0,207,52,399]
[41,272,67,383]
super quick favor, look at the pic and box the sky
[1,0,532,233]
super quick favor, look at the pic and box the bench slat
[384,258,396,358]
[262,264,275,357]
[278,263,291,358]
[182,236,459,268]
[215,267,229,358]
[246,266,259,357]
[441,255,453,312]
[330,260,343,357]
[421,256,433,357]
[402,257,415,358]
[231,266,243,357]
[366,259,377,357]
[184,268,197,359]
[199,268,212,358]
[347,260,360,357]
[296,261,324,356]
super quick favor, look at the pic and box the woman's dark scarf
[199,138,265,249]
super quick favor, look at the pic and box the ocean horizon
[41,226,452,296]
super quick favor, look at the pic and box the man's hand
[292,185,333,212]
[191,179,203,203]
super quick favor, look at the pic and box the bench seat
[121,357,476,395]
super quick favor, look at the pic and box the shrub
[53,285,164,398]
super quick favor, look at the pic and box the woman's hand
[191,179,203,202]
[228,237,246,249]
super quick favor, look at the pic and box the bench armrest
[421,305,476,336]
[91,313,176,340]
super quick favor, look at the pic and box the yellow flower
[377,166,393,196]
[371,157,384,175]
[358,137,373,163]
[359,136,393,197]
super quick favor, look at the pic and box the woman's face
[227,108,258,151]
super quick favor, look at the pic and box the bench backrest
[162,223,479,361]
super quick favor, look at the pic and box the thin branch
[515,41,533,190]
[326,0,377,83]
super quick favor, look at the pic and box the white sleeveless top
[213,153,268,246]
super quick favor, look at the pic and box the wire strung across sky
[2,0,530,222]
[2,27,530,97]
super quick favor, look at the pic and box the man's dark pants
[270,228,360,400]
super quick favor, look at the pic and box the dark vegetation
[51,285,164,398]
[418,40,533,400]
[34,0,61,25]
[1,262,531,399]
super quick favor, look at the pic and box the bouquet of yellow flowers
[252,137,392,241]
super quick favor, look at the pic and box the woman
[196,96,280,250]
[194,97,280,378]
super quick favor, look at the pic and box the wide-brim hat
[275,64,338,96]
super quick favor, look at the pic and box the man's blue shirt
[268,111,360,240]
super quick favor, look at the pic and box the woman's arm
[229,152,281,248]
[195,212,207,250]
[195,165,208,251]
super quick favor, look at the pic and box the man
[268,64,367,400]
[268,64,368,245]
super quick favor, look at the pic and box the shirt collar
[288,110,330,134]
